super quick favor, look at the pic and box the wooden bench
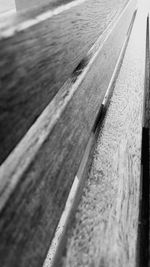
[56,4,149,267]
[0,0,148,266]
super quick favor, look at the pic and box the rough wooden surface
[61,5,147,267]
[15,0,83,12]
[144,15,150,129]
[0,1,136,267]
[0,0,128,164]
[44,8,137,267]
[15,0,56,11]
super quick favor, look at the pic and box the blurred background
[0,0,16,14]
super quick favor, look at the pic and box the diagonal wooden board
[0,0,129,164]
[61,4,148,267]
[0,0,136,267]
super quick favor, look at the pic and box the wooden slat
[15,0,62,11]
[0,0,129,164]
[43,12,137,267]
[15,0,83,12]
[0,1,136,267]
[61,5,147,267]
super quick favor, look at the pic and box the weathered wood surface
[15,0,85,12]
[0,0,128,164]
[15,0,53,11]
[144,15,150,129]
[0,1,136,267]
[61,5,147,267]
[43,12,137,267]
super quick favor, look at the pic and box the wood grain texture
[15,0,82,12]
[0,0,129,164]
[144,15,150,129]
[61,5,147,267]
[0,1,136,266]
[15,0,70,11]
[43,15,137,263]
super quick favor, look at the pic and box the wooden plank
[15,0,56,11]
[0,0,129,164]
[60,4,147,267]
[43,12,137,267]
[15,0,83,12]
[0,1,136,267]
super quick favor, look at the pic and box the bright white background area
[0,0,16,14]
